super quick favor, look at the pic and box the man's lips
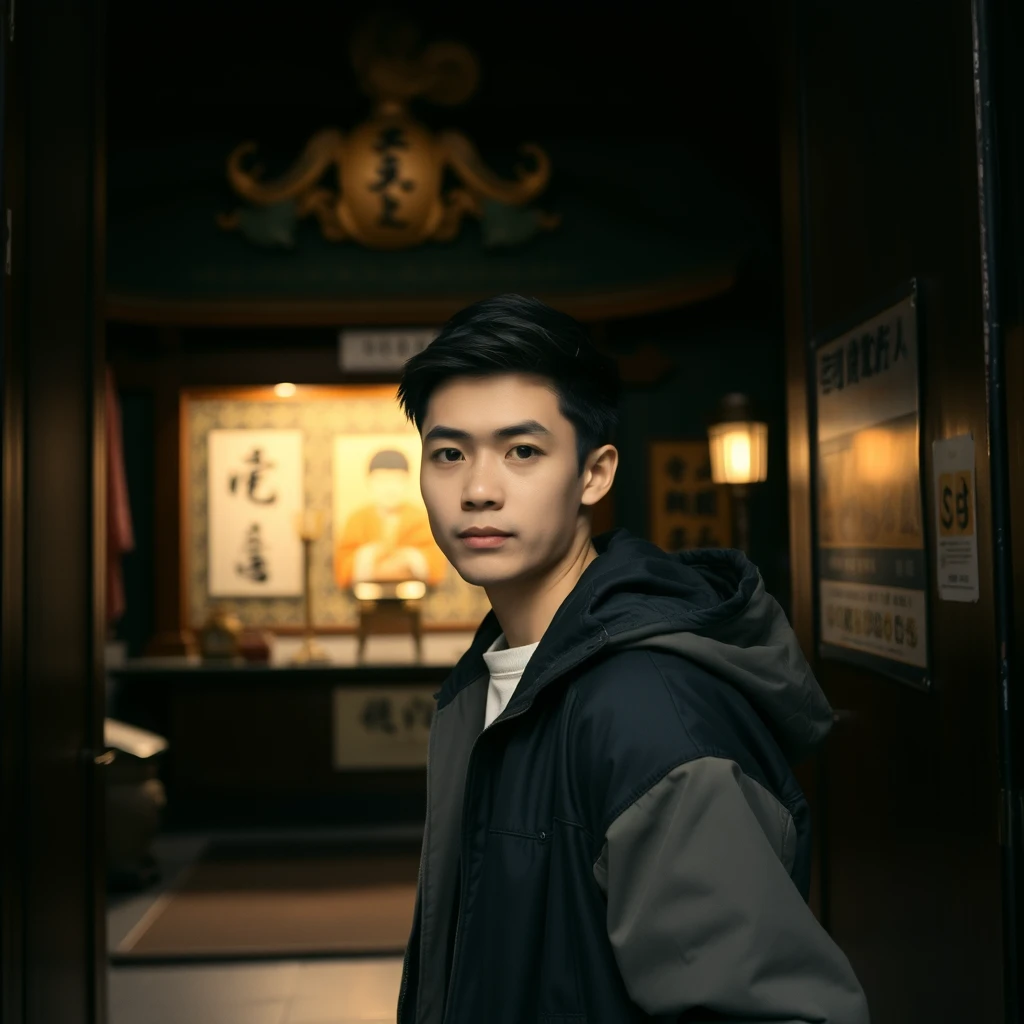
[459,532,512,548]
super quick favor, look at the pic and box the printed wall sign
[932,434,980,602]
[812,282,930,688]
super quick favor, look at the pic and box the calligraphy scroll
[208,429,304,597]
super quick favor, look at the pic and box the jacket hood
[444,527,833,765]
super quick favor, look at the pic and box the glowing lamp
[707,393,768,554]
[708,396,768,486]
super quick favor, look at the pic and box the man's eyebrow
[422,420,553,444]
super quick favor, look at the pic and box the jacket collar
[435,531,623,714]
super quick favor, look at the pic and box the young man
[394,294,870,1023]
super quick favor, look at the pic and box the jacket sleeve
[592,755,870,1023]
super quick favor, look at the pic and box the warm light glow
[395,580,427,601]
[275,382,297,398]
[852,427,908,486]
[353,582,384,602]
[708,421,768,485]
[294,508,325,541]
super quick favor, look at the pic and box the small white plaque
[332,685,436,770]
[932,434,980,603]
[338,328,438,372]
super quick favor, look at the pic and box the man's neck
[484,531,599,650]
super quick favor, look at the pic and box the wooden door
[781,0,1020,1020]
[0,2,108,1024]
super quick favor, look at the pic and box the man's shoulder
[572,646,736,730]
[568,646,786,805]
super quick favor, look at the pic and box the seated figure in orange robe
[334,448,448,590]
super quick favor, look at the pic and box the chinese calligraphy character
[228,448,277,505]
[665,490,690,514]
[696,525,719,547]
[235,523,269,583]
[401,696,434,731]
[894,316,908,362]
[875,322,890,372]
[362,697,398,734]
[667,526,688,550]
[846,336,860,385]
[664,456,687,483]
[370,127,414,229]
[820,348,845,393]
[859,332,875,380]
[695,490,718,516]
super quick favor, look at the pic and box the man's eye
[511,445,540,460]
[432,448,461,463]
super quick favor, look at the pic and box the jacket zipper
[395,862,421,1023]
[397,713,435,1024]
[439,635,605,1024]
[439,697,537,1024]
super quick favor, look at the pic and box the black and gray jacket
[397,527,869,1023]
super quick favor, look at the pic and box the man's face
[419,372,608,589]
[368,467,410,511]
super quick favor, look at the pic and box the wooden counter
[108,660,451,831]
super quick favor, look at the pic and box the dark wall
[782,0,1015,1020]
[611,261,790,610]
[113,392,154,657]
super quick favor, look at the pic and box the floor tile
[288,1019,392,1024]
[110,991,287,1024]
[109,961,301,1018]
[284,959,402,1022]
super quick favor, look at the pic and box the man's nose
[461,460,504,508]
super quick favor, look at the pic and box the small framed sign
[338,328,438,373]
[648,439,732,552]
[332,685,436,770]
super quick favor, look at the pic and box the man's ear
[581,444,618,507]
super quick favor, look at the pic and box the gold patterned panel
[184,386,492,630]
[648,439,733,552]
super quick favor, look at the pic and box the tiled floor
[108,959,403,1024]
[107,830,414,1024]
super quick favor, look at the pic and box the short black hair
[396,294,620,475]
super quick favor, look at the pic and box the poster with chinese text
[208,429,304,597]
[813,286,929,687]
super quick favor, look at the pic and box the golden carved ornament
[218,21,559,251]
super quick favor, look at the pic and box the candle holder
[292,509,330,665]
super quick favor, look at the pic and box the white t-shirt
[482,633,541,729]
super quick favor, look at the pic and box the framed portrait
[648,439,732,552]
[181,385,491,632]
[332,434,448,590]
[809,280,930,689]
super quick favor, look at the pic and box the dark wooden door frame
[781,0,1022,1019]
[1,2,108,1024]
[973,0,1024,1011]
